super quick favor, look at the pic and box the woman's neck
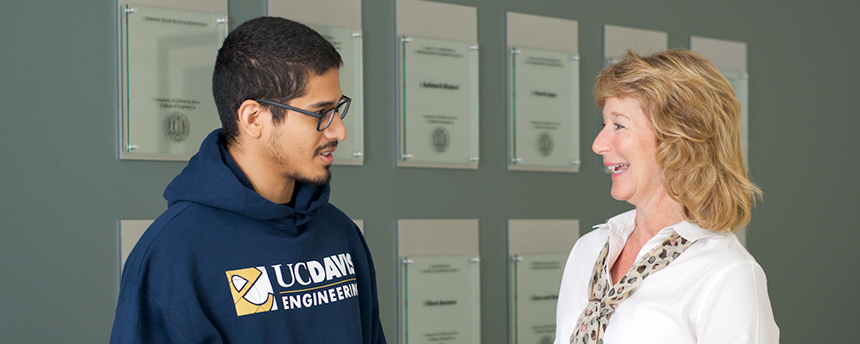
[631,192,685,241]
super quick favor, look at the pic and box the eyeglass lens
[319,98,350,130]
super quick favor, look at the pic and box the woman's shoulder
[672,231,770,294]
[571,210,634,251]
[568,224,610,257]
[672,220,760,266]
[578,224,611,244]
[687,232,760,265]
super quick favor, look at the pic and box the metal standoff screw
[124,7,137,14]
[401,37,412,43]
[512,255,524,262]
[571,160,581,166]
[352,32,362,38]
[470,257,481,263]
[511,49,521,55]
[571,55,581,61]
[353,152,363,158]
[403,258,414,265]
[468,45,479,50]
[402,154,414,160]
[512,157,523,163]
[216,18,227,24]
[468,156,479,162]
[127,144,139,151]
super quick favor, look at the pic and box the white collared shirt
[554,210,779,343]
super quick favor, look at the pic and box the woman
[555,50,779,344]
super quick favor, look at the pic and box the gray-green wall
[1,0,857,343]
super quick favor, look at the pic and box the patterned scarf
[570,231,693,344]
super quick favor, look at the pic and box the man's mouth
[316,142,338,161]
[316,142,338,155]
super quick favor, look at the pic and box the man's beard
[268,130,336,186]
[291,165,332,186]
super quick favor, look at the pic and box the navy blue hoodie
[111,129,386,344]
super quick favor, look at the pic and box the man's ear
[236,99,266,139]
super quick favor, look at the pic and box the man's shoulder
[315,203,358,227]
[122,202,208,272]
[146,202,207,241]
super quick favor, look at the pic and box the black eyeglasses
[256,95,351,131]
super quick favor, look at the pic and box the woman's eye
[613,123,625,130]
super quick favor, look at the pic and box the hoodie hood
[164,129,330,229]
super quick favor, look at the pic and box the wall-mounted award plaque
[508,219,579,344]
[506,13,580,173]
[119,219,154,273]
[402,255,481,344]
[398,36,480,169]
[509,47,580,172]
[269,0,365,165]
[722,70,749,163]
[690,36,749,246]
[600,24,667,174]
[119,4,227,160]
[398,219,481,344]
[603,25,668,66]
[395,0,479,170]
[352,219,364,234]
[511,253,568,344]
[310,24,365,165]
[690,36,749,167]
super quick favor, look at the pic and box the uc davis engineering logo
[226,267,277,316]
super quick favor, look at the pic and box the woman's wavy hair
[594,50,761,232]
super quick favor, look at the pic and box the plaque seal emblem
[537,132,554,157]
[431,126,450,153]
[165,112,190,143]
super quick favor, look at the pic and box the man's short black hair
[212,17,342,147]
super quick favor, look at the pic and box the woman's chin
[609,189,630,202]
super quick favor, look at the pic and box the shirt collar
[670,219,717,241]
[596,209,718,243]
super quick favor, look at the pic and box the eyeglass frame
[255,95,351,131]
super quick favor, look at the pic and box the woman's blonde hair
[594,50,761,232]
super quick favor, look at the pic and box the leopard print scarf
[570,231,693,344]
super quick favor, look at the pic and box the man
[111,17,386,343]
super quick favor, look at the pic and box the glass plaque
[401,255,481,344]
[120,5,227,160]
[311,25,365,165]
[723,71,750,246]
[603,25,668,66]
[509,47,580,172]
[399,36,479,169]
[508,219,578,344]
[119,219,154,272]
[511,253,567,344]
[723,71,749,166]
